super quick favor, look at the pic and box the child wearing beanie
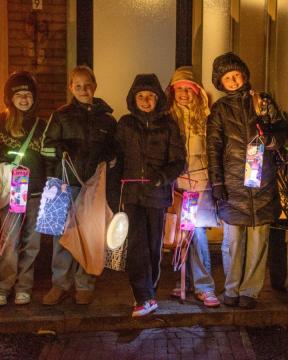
[0,71,46,306]
[207,52,287,309]
[166,66,220,307]
[116,73,186,317]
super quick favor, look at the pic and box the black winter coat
[116,113,186,208]
[0,113,46,195]
[42,97,117,186]
[207,89,286,226]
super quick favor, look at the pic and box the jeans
[185,227,216,294]
[223,222,270,298]
[0,197,41,295]
[51,186,95,291]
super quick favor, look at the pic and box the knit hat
[212,52,250,91]
[167,66,210,116]
[170,66,198,86]
[126,73,167,114]
[4,71,38,107]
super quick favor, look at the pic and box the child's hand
[149,173,163,187]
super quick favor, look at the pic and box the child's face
[12,91,34,112]
[70,73,96,104]
[174,85,195,106]
[221,70,244,91]
[135,91,157,113]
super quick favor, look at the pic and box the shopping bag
[35,177,73,236]
[60,162,113,276]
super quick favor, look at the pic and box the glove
[149,173,163,187]
[212,185,228,201]
[257,119,274,146]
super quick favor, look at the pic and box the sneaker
[15,292,31,305]
[75,290,94,305]
[223,294,239,307]
[239,295,257,309]
[0,294,7,306]
[196,291,220,307]
[132,299,158,317]
[42,287,68,305]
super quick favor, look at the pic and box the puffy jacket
[207,88,286,226]
[116,74,186,208]
[0,113,46,195]
[42,97,117,186]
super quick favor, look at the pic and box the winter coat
[0,113,46,195]
[42,97,117,186]
[207,87,286,226]
[116,74,186,209]
[174,106,218,227]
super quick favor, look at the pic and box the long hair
[169,88,207,136]
[4,106,25,138]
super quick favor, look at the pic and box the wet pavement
[1,325,288,359]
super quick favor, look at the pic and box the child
[0,71,46,305]
[166,66,220,307]
[116,74,186,317]
[207,52,287,309]
[41,65,117,305]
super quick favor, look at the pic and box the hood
[126,73,167,116]
[212,52,250,91]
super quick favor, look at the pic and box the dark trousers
[125,204,165,304]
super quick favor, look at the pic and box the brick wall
[7,0,67,120]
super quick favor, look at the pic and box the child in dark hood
[207,52,287,309]
[0,71,46,306]
[116,74,186,317]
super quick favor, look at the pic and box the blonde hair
[170,90,207,136]
[69,65,97,87]
[4,106,25,138]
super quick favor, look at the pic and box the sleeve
[105,117,127,212]
[258,93,288,150]
[157,119,186,185]
[98,115,118,164]
[206,103,225,187]
[40,113,61,177]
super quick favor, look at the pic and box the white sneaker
[132,299,158,317]
[0,294,7,306]
[15,292,31,305]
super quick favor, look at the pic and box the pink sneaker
[196,291,220,307]
[132,299,158,317]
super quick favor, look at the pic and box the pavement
[0,240,288,335]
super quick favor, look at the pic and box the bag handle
[62,152,85,187]
[13,118,39,166]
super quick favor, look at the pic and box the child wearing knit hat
[0,71,46,306]
[207,52,287,309]
[166,66,220,307]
